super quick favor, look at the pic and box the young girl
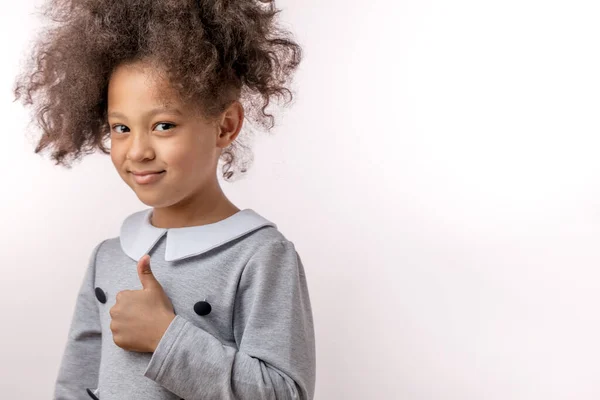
[13,0,315,399]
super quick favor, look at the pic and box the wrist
[150,312,176,352]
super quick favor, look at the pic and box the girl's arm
[143,240,316,400]
[53,240,105,400]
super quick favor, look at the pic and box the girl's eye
[112,124,129,134]
[110,123,175,134]
[155,122,175,131]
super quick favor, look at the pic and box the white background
[2,0,600,399]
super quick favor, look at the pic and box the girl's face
[107,61,240,210]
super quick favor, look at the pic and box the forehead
[107,62,181,110]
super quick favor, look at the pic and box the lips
[130,170,166,185]
[131,170,165,176]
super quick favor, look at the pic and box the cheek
[109,145,124,170]
[171,151,205,180]
[165,139,214,173]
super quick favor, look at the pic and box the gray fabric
[53,224,316,400]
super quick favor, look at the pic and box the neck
[150,179,240,229]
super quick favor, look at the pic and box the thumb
[137,254,161,290]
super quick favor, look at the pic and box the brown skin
[110,255,174,353]
[108,60,242,228]
[107,60,244,352]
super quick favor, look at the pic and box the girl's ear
[216,100,244,148]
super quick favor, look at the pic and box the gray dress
[52,208,316,400]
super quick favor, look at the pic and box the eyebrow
[108,107,183,119]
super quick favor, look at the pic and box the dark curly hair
[13,0,302,180]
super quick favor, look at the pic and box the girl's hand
[109,255,176,353]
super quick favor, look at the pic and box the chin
[142,197,175,209]
[131,189,169,209]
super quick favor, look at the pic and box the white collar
[119,208,276,262]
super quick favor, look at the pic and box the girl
[13,0,315,399]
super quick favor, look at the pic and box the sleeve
[53,240,105,400]
[143,240,316,400]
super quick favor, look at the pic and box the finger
[137,254,161,290]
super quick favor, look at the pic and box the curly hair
[13,0,302,180]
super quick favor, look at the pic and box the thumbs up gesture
[110,255,176,353]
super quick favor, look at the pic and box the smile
[130,171,165,185]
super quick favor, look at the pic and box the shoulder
[239,222,299,257]
[222,208,298,256]
[88,236,121,259]
[241,227,303,275]
[244,223,290,245]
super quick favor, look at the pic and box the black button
[194,301,211,316]
[95,287,106,304]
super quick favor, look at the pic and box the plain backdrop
[2,0,600,399]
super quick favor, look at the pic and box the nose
[126,131,155,162]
